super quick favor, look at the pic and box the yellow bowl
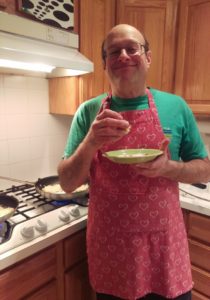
[103,148,163,164]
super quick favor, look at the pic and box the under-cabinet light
[0,59,55,73]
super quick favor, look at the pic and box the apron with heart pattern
[87,89,193,300]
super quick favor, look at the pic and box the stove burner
[0,221,9,243]
[0,184,88,245]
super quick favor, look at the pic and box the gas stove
[0,184,88,270]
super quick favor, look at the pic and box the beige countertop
[180,196,210,216]
[179,182,210,217]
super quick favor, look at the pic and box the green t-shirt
[63,88,207,161]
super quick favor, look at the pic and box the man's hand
[85,109,130,149]
[132,139,170,178]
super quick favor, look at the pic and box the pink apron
[87,89,193,299]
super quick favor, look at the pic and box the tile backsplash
[0,74,72,189]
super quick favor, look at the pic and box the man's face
[104,26,151,86]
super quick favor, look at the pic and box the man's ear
[103,60,106,70]
[146,50,152,66]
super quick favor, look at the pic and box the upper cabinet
[0,0,15,13]
[174,0,210,115]
[116,0,179,92]
[49,77,80,115]
[78,0,116,102]
[49,0,115,115]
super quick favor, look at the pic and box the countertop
[0,214,87,271]
[179,182,210,217]
[180,195,210,216]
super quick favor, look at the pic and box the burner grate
[1,184,88,245]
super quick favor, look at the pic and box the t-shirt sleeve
[63,103,88,158]
[62,96,103,158]
[179,102,208,161]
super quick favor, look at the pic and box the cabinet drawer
[188,213,210,244]
[192,266,210,297]
[192,290,210,300]
[0,246,57,300]
[189,239,210,272]
[64,229,87,270]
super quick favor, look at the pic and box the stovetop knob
[70,205,80,217]
[35,219,47,233]
[59,209,70,222]
[21,226,34,238]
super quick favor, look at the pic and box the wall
[0,74,72,189]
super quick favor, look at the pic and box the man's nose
[118,49,130,61]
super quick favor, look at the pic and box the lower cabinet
[22,281,58,300]
[0,229,95,300]
[0,245,57,300]
[65,260,96,300]
[182,210,210,300]
[64,229,96,300]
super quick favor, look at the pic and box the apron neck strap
[101,88,153,111]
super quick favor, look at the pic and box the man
[58,24,210,300]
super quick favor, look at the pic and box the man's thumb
[160,138,170,152]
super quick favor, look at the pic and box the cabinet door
[79,0,116,102]
[49,77,80,115]
[175,0,210,115]
[192,290,210,300]
[0,246,57,300]
[0,0,15,12]
[188,212,210,244]
[191,266,210,298]
[23,280,58,300]
[64,229,87,270]
[116,0,178,92]
[189,239,210,272]
[65,260,96,300]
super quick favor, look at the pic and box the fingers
[86,109,131,149]
[95,109,130,132]
[96,109,123,121]
[95,118,130,132]
[160,138,170,152]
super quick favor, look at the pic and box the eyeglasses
[105,43,146,59]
